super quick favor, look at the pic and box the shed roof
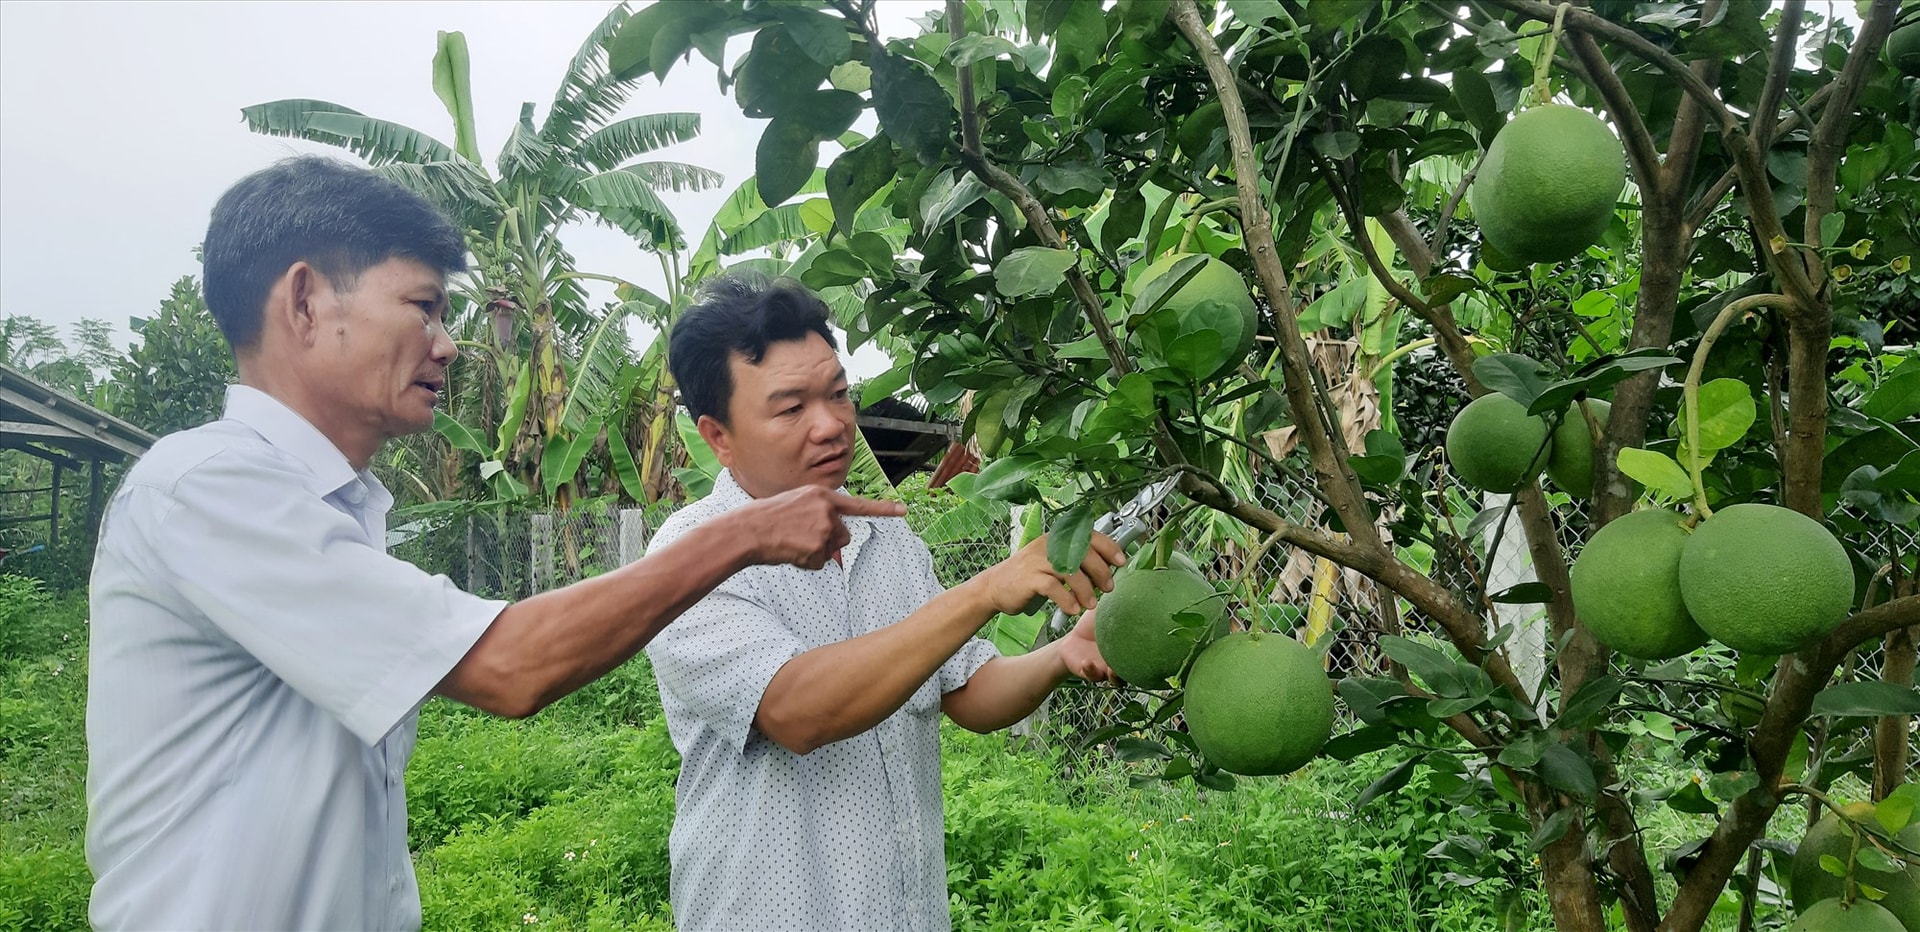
[0,362,157,467]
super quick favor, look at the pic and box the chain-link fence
[393,474,1916,773]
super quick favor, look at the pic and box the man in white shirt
[85,156,903,931]
[644,274,1126,931]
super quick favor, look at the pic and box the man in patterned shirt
[645,274,1123,931]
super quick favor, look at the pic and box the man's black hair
[669,273,839,425]
[201,155,467,351]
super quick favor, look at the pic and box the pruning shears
[1029,476,1181,650]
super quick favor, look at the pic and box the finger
[832,493,908,517]
[1087,532,1126,567]
[1079,548,1116,593]
[1043,576,1088,615]
[1062,570,1098,613]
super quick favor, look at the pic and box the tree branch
[1320,165,1482,393]
[1826,596,1920,654]
[1168,0,1386,557]
[1563,30,1663,200]
[1753,0,1804,154]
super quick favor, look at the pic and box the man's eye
[782,405,803,417]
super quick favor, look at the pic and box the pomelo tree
[612,1,1919,928]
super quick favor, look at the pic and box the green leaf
[1102,182,1145,255]
[1348,428,1408,485]
[1616,448,1694,500]
[1356,756,1423,809]
[829,60,871,93]
[1666,781,1719,815]
[800,249,869,289]
[1323,725,1399,761]
[1489,582,1553,604]
[1529,808,1576,852]
[1379,636,1467,697]
[541,429,599,498]
[994,247,1077,297]
[791,89,865,141]
[1311,130,1361,160]
[1114,736,1173,761]
[1821,211,1846,249]
[1538,744,1597,798]
[433,410,489,455]
[1818,854,1848,878]
[971,455,1043,502]
[1706,769,1760,802]
[1046,502,1095,575]
[1858,846,1901,874]
[1422,273,1477,305]
[430,31,479,163]
[1555,675,1623,728]
[870,52,953,161]
[826,134,894,236]
[1810,681,1920,717]
[1472,353,1551,408]
[1865,359,1920,422]
[772,7,852,67]
[1879,788,1920,835]
[606,421,648,503]
[1452,67,1500,140]
[756,117,821,207]
[946,34,1020,67]
[1164,329,1225,380]
[1685,378,1757,452]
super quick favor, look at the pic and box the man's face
[310,257,456,444]
[699,331,856,499]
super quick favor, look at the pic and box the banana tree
[243,3,720,512]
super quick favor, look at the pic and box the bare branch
[1168,0,1386,556]
[1754,0,1805,153]
[1563,30,1663,199]
[1826,596,1920,655]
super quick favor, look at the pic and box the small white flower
[523,912,538,924]
[564,851,575,861]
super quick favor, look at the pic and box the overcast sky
[0,0,934,378]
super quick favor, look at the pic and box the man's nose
[808,402,847,440]
[430,320,457,364]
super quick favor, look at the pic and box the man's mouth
[413,379,444,397]
[811,449,849,469]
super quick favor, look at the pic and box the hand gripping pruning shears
[1028,476,1181,650]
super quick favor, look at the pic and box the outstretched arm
[942,610,1112,733]
[752,533,1123,754]
[436,486,904,718]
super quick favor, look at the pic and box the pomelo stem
[1682,293,1797,519]
[1531,3,1576,106]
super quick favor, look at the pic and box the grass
[0,577,1827,931]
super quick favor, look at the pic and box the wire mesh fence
[394,467,1917,772]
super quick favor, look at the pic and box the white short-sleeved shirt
[645,469,1000,932]
[85,385,506,931]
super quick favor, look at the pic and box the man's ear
[695,414,735,470]
[276,261,330,348]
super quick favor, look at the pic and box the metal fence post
[531,513,555,594]
[619,508,648,567]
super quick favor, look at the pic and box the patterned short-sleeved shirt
[644,469,999,932]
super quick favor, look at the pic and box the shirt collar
[222,385,383,503]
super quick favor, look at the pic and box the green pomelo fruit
[1546,399,1612,498]
[1093,567,1229,689]
[1791,897,1907,932]
[1679,503,1856,655]
[1129,253,1259,381]
[1444,393,1552,492]
[1177,100,1225,158]
[1481,238,1529,272]
[1570,508,1709,660]
[1183,631,1335,776]
[1888,22,1920,77]
[1468,105,1626,264]
[1790,802,1920,929]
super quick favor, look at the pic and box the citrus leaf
[826,133,894,236]
[1323,725,1399,761]
[870,52,953,161]
[1529,808,1576,852]
[1615,448,1694,500]
[755,117,820,207]
[1878,784,1920,834]
[1538,744,1597,798]
[1810,681,1920,717]
[1472,353,1551,408]
[1490,582,1553,604]
[1114,736,1172,761]
[1864,358,1920,421]
[1684,378,1757,452]
[995,246,1077,297]
[1555,675,1623,728]
[1356,755,1422,809]
[1046,502,1095,575]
